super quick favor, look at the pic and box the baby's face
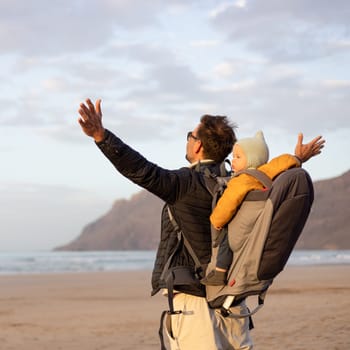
[231,144,247,172]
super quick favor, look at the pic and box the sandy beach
[0,265,349,349]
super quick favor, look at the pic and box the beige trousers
[164,293,253,350]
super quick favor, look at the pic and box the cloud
[210,0,350,61]
[190,40,219,48]
[197,61,350,134]
[213,62,237,78]
[0,0,168,56]
[102,42,176,66]
[2,1,349,142]
[322,80,350,89]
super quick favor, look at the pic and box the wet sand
[0,265,349,349]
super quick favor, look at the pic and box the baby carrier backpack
[158,165,313,348]
[203,166,314,317]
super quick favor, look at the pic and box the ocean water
[0,250,349,275]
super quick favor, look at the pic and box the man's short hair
[197,115,237,163]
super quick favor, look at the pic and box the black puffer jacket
[97,129,225,296]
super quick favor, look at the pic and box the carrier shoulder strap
[160,207,203,314]
[202,160,231,204]
[159,207,203,282]
[234,168,273,189]
[167,207,202,272]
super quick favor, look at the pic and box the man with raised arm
[77,98,325,350]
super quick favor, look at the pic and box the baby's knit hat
[236,131,269,169]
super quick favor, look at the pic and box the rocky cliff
[55,170,350,251]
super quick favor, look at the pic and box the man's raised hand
[78,98,105,142]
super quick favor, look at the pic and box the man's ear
[194,140,203,155]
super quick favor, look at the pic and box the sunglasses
[187,131,199,141]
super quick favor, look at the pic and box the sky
[1,0,349,251]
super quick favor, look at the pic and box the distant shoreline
[0,250,349,276]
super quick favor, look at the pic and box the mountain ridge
[55,170,350,251]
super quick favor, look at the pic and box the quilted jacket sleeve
[95,129,192,204]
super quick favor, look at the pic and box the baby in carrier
[201,131,301,286]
